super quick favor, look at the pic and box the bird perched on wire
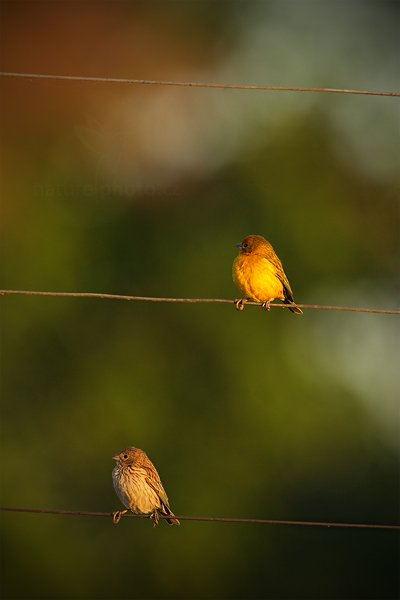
[112,446,180,527]
[233,234,302,314]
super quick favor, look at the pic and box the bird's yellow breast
[233,254,285,302]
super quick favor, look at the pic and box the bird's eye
[242,242,248,248]
[123,454,128,459]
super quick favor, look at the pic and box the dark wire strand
[1,507,399,530]
[0,290,399,315]
[0,72,399,97]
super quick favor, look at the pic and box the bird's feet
[235,298,247,311]
[261,300,271,311]
[112,509,128,525]
[150,510,160,527]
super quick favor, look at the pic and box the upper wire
[0,72,399,97]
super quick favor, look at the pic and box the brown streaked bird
[112,446,180,527]
[233,234,302,314]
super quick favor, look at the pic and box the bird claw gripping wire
[112,509,128,525]
[261,300,271,311]
[150,510,160,527]
[235,298,247,311]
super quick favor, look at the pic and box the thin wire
[1,507,399,530]
[1,72,399,97]
[0,289,399,314]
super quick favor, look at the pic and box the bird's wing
[278,271,295,304]
[142,466,171,509]
[263,253,295,302]
[141,464,180,525]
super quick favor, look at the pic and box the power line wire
[1,507,399,530]
[0,72,399,97]
[0,290,399,315]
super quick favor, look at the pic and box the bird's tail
[165,510,180,526]
[161,503,180,525]
[285,300,303,315]
[282,282,303,314]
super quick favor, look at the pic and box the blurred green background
[1,1,399,599]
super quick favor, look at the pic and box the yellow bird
[233,234,302,314]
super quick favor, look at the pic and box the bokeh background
[1,1,399,599]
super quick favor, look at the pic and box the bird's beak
[235,242,242,249]
[112,454,119,461]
